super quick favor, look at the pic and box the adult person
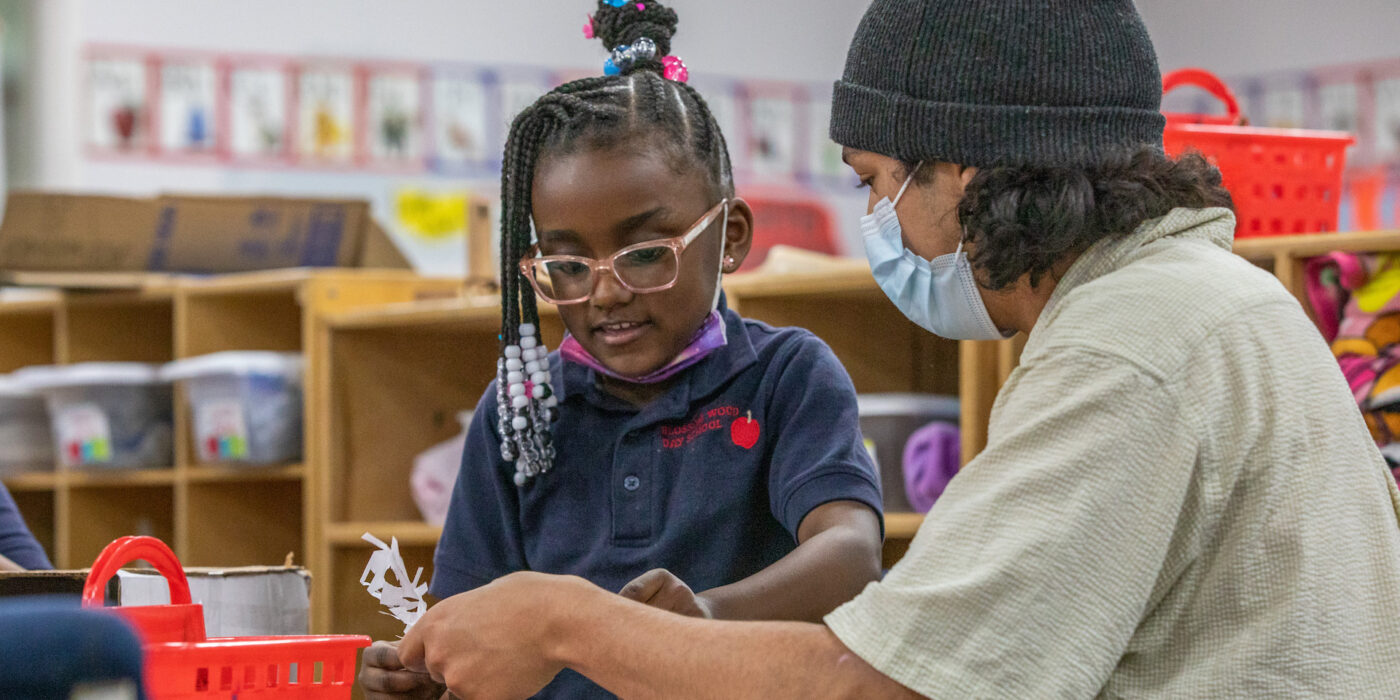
[393,0,1400,697]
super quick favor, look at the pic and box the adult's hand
[398,572,591,700]
[359,640,446,700]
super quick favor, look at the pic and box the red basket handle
[1162,68,1243,125]
[82,536,192,607]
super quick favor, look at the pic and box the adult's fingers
[399,622,428,672]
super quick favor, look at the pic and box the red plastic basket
[1162,68,1355,238]
[82,536,371,699]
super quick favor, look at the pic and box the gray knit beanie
[831,0,1166,168]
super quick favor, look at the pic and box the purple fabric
[902,421,960,513]
[559,310,728,384]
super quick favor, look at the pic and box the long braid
[496,0,736,484]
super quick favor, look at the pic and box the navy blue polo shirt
[431,300,881,698]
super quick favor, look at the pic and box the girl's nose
[590,265,634,308]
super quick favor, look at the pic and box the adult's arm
[399,572,923,700]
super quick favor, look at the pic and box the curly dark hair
[903,147,1233,291]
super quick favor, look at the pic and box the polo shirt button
[623,475,641,492]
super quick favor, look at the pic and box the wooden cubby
[0,270,462,580]
[0,295,59,371]
[59,288,175,364]
[65,482,175,568]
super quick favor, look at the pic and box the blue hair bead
[604,58,620,75]
[604,0,627,6]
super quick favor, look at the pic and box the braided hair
[497,0,734,485]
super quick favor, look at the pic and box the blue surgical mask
[860,165,1008,341]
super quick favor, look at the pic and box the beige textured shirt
[827,208,1400,698]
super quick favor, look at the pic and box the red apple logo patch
[730,411,760,450]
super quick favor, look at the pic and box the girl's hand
[619,568,713,619]
[359,640,447,700]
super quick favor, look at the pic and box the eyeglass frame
[519,198,729,305]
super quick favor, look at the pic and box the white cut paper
[360,532,428,633]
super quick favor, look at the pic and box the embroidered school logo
[661,405,741,449]
[730,411,760,450]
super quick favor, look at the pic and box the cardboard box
[0,566,311,636]
[0,191,410,282]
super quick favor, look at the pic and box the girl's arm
[620,499,882,621]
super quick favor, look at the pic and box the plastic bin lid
[0,374,41,398]
[161,352,305,382]
[15,363,166,389]
[856,393,960,419]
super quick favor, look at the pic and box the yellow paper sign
[396,190,468,240]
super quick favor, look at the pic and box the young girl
[361,3,882,697]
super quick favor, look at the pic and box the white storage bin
[162,352,304,466]
[0,374,56,474]
[16,364,173,470]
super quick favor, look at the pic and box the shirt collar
[1026,206,1236,353]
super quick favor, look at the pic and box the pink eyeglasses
[520,199,728,305]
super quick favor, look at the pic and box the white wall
[1138,0,1400,77]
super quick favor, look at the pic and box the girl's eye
[552,261,590,276]
[621,247,669,265]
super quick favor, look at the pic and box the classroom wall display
[1261,81,1308,130]
[737,83,804,181]
[157,58,220,156]
[81,44,864,193]
[687,77,744,178]
[429,69,495,175]
[1318,80,1360,134]
[85,51,154,154]
[366,66,427,168]
[496,70,552,146]
[803,87,855,188]
[1376,77,1400,163]
[296,65,358,165]
[229,61,292,162]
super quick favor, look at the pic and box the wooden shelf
[64,467,177,487]
[884,512,925,540]
[723,263,877,298]
[324,294,532,331]
[325,521,442,546]
[1,471,59,492]
[183,463,305,482]
[1233,229,1400,260]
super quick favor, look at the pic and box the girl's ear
[721,197,755,273]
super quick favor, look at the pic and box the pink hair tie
[662,55,689,83]
[582,14,595,39]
